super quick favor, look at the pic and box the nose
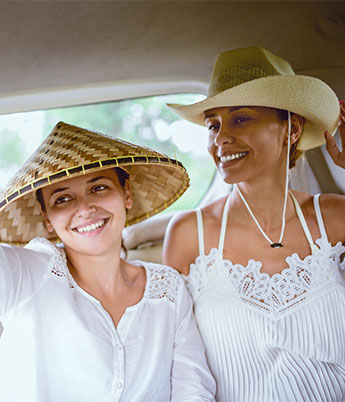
[214,124,236,147]
[74,196,96,217]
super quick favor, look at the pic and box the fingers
[324,101,345,168]
[338,101,345,149]
[340,101,345,123]
[340,101,345,124]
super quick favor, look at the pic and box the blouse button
[117,382,123,389]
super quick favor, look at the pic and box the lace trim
[27,241,180,300]
[186,237,345,319]
[28,238,75,288]
[146,264,180,303]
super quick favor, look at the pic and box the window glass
[0,94,215,211]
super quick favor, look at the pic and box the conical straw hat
[168,46,340,151]
[0,121,189,244]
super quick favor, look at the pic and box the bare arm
[318,193,345,245]
[163,211,199,276]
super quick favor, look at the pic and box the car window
[0,94,215,211]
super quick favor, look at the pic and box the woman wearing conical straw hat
[0,122,216,401]
[163,46,345,401]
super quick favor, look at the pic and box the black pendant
[271,242,283,248]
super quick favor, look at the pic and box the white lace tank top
[185,193,345,402]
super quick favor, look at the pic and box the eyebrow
[50,187,69,197]
[49,176,112,197]
[204,106,248,120]
[86,176,111,184]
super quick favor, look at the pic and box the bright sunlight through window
[0,94,215,212]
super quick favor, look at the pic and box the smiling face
[41,168,132,258]
[205,106,293,184]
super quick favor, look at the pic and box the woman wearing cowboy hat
[163,46,345,401]
[0,122,216,401]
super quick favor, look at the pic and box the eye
[54,195,72,205]
[234,116,249,124]
[206,122,219,133]
[91,184,109,193]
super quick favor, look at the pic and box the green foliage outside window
[0,94,215,211]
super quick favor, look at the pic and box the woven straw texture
[168,46,340,151]
[0,122,189,244]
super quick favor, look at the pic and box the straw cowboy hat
[0,122,189,244]
[168,46,340,151]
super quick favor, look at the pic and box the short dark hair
[36,167,129,212]
[115,167,130,187]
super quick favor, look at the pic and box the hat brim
[0,155,189,244]
[0,121,192,244]
[168,75,340,151]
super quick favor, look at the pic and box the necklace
[234,112,291,248]
[235,184,289,248]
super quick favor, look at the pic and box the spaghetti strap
[218,193,232,254]
[290,192,319,254]
[313,194,328,242]
[195,208,205,256]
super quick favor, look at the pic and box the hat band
[209,65,289,96]
[0,155,183,210]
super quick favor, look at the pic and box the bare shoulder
[293,190,345,244]
[163,196,230,274]
[164,209,199,246]
[163,210,199,275]
[318,193,345,243]
[318,193,345,213]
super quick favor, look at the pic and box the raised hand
[325,101,345,169]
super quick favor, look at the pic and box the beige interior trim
[0,80,208,115]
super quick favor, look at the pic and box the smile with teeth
[73,219,108,233]
[220,152,248,163]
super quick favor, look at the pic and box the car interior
[0,0,344,336]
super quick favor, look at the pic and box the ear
[43,215,55,233]
[287,113,304,145]
[38,205,54,233]
[123,179,133,210]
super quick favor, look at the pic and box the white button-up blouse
[0,238,215,402]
